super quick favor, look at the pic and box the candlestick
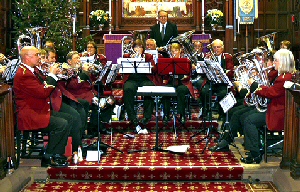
[202,0,204,18]
[109,0,112,18]
[202,0,205,34]
[73,16,76,34]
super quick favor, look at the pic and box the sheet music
[118,58,152,74]
[219,91,237,113]
[80,56,95,64]
[105,64,121,84]
[196,61,206,74]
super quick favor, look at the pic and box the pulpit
[281,87,300,179]
[103,34,132,64]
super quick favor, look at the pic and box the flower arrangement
[205,9,224,26]
[90,10,109,27]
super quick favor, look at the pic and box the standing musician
[150,10,178,48]
[161,42,195,125]
[200,39,234,121]
[40,48,86,152]
[13,46,70,167]
[65,51,112,136]
[123,39,162,128]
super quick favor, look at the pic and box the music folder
[157,58,191,75]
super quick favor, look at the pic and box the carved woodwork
[281,89,300,179]
[0,84,14,161]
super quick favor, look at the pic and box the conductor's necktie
[161,25,165,39]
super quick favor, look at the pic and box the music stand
[128,86,177,153]
[92,62,124,163]
[192,59,232,153]
[157,58,191,137]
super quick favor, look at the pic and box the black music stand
[157,58,191,137]
[192,59,233,153]
[92,63,123,163]
[128,86,177,153]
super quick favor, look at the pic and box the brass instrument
[206,43,219,63]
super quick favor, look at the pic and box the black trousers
[200,82,228,117]
[123,79,155,121]
[42,110,73,155]
[228,105,256,137]
[243,110,266,153]
[59,102,83,152]
[161,84,190,117]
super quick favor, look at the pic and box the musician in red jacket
[13,46,70,167]
[160,42,195,125]
[241,49,295,164]
[123,39,162,127]
[200,39,234,120]
[66,51,112,136]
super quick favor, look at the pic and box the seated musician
[210,48,278,153]
[123,39,161,129]
[13,46,70,167]
[65,51,112,136]
[191,41,206,95]
[241,49,295,163]
[81,40,108,95]
[161,42,195,125]
[200,39,234,121]
[41,48,86,152]
[146,39,157,50]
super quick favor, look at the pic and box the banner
[236,0,258,24]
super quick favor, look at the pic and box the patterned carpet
[47,130,244,181]
[23,180,279,192]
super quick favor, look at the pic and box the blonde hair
[273,49,295,74]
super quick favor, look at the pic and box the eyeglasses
[87,46,95,48]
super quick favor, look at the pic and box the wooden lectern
[281,88,300,179]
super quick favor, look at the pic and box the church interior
[0,0,300,191]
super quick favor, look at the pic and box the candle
[109,0,112,17]
[202,0,204,18]
[73,16,76,34]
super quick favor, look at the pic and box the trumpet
[82,62,102,76]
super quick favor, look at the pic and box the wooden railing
[281,88,300,179]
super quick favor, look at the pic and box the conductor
[150,10,178,48]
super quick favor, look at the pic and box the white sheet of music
[219,91,237,113]
[118,61,152,74]
[80,56,95,63]
[196,61,206,74]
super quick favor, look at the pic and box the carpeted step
[47,132,244,181]
[23,180,279,192]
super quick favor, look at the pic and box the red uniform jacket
[255,73,292,131]
[13,64,56,131]
[122,53,163,86]
[50,81,79,112]
[66,72,97,105]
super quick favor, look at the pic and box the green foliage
[12,0,79,62]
